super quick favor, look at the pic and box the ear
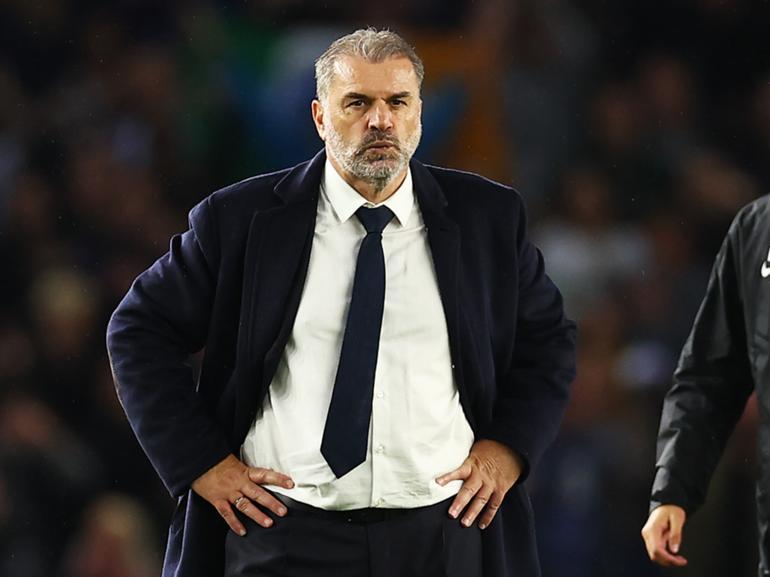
[311,99,325,141]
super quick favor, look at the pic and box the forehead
[329,55,419,97]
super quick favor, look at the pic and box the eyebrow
[342,91,413,101]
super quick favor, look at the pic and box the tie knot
[355,206,394,234]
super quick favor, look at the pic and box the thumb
[436,460,472,485]
[666,508,686,554]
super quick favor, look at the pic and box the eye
[391,99,406,107]
[347,100,365,108]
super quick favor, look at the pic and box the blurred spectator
[535,163,649,319]
[58,494,161,577]
[0,393,99,577]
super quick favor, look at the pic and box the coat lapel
[234,153,469,439]
[410,160,466,399]
[233,151,325,439]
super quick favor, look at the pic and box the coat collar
[272,149,326,205]
[273,148,451,214]
[237,148,472,441]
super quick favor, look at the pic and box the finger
[460,486,494,527]
[215,499,246,536]
[241,484,288,517]
[666,510,685,554]
[248,467,295,489]
[641,519,662,560]
[641,518,687,567]
[477,493,504,530]
[233,495,275,528]
[436,462,473,486]
[447,475,482,519]
[641,510,672,558]
[641,528,656,560]
[652,543,688,567]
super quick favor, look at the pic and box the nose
[367,100,393,132]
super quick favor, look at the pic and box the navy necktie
[321,205,394,478]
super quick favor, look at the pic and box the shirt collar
[322,159,414,227]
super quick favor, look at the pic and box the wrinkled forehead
[328,55,420,99]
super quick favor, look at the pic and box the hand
[641,504,688,567]
[435,439,524,530]
[191,454,294,536]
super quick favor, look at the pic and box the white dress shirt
[241,159,474,510]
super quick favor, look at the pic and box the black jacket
[651,195,770,575]
[107,150,576,577]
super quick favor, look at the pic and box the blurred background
[0,0,767,575]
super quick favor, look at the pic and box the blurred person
[587,80,671,220]
[107,28,576,577]
[641,195,770,575]
[534,325,660,577]
[636,53,701,180]
[59,493,161,577]
[1,171,60,301]
[0,392,100,577]
[535,163,649,319]
[619,212,709,383]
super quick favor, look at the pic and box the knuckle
[252,468,266,481]
[240,485,254,498]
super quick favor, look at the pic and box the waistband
[271,492,452,525]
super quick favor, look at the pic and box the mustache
[357,131,400,152]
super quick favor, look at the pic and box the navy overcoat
[107,150,577,577]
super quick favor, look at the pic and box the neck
[327,153,407,204]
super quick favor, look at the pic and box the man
[107,28,576,577]
[642,197,770,575]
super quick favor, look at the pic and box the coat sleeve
[485,197,577,481]
[650,219,754,514]
[106,197,232,498]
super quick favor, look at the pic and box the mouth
[364,141,397,151]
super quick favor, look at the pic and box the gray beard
[325,124,422,193]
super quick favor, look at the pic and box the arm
[643,221,754,564]
[485,195,577,479]
[106,198,232,498]
[438,197,577,528]
[107,198,293,535]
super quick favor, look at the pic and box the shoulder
[424,164,522,205]
[421,164,526,230]
[732,193,770,234]
[190,167,293,226]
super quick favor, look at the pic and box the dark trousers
[225,495,482,577]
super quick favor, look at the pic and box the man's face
[312,55,422,190]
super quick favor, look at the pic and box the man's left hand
[436,439,524,530]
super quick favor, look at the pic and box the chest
[293,222,448,341]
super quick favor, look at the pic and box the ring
[234,496,245,507]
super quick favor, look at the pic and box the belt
[271,492,446,525]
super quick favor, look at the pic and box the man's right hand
[191,454,294,536]
[641,504,688,567]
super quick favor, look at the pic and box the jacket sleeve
[650,220,754,514]
[485,197,577,480]
[106,197,232,498]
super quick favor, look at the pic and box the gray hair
[315,28,424,102]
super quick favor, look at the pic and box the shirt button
[375,498,384,506]
[376,391,384,399]
[375,444,385,454]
